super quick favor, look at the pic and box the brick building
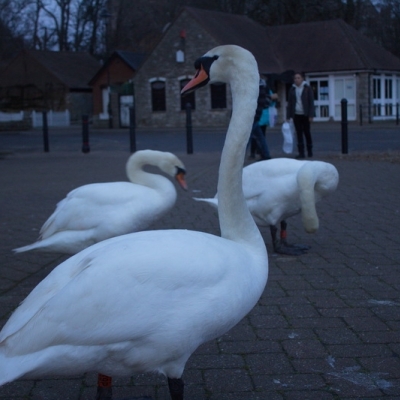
[131,7,400,128]
[89,50,146,128]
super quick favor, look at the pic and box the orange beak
[175,170,188,191]
[181,66,209,95]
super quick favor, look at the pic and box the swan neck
[126,153,171,192]
[217,78,263,246]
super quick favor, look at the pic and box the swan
[195,158,339,255]
[0,45,268,400]
[13,150,187,254]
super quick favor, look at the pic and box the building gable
[133,7,226,127]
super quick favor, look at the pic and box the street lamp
[100,8,113,129]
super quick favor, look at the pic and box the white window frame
[308,77,330,121]
[372,74,399,120]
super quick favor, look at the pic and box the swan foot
[270,222,310,256]
[168,377,184,400]
[96,374,112,400]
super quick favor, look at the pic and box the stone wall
[357,72,371,123]
[133,10,232,128]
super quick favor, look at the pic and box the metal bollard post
[396,103,399,125]
[185,102,193,154]
[341,98,348,154]
[81,114,90,153]
[42,111,49,152]
[129,106,136,153]
[359,104,363,126]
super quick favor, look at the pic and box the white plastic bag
[281,121,294,154]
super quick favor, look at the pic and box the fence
[31,110,70,127]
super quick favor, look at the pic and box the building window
[180,79,195,111]
[151,80,166,111]
[310,77,330,120]
[210,83,226,109]
[176,50,185,63]
[373,75,398,118]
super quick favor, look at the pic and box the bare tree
[1,0,400,62]
[72,0,107,54]
[375,0,400,58]
[0,0,32,59]
[39,0,72,50]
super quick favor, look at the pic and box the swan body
[195,158,339,253]
[0,45,268,399]
[13,150,187,254]
[1,230,265,381]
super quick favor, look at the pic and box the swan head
[126,150,188,190]
[158,152,188,191]
[181,45,258,95]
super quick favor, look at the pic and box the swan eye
[182,55,219,95]
[194,55,219,72]
[176,166,186,175]
[175,167,187,190]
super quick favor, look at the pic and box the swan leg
[168,377,184,400]
[270,221,310,256]
[96,374,112,400]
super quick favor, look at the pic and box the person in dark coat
[286,72,316,158]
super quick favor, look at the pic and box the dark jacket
[254,84,272,123]
[286,83,315,119]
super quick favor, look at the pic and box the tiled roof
[115,51,147,70]
[88,50,147,85]
[185,7,282,73]
[27,50,101,89]
[265,19,400,73]
[183,7,400,74]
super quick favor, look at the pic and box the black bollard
[129,106,136,153]
[341,98,348,154]
[396,103,399,125]
[42,111,49,152]
[185,102,193,154]
[359,104,363,126]
[81,114,90,153]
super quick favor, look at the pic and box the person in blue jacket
[249,78,277,160]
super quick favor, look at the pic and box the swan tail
[0,351,33,386]
[193,197,218,210]
[13,242,42,254]
[297,164,319,233]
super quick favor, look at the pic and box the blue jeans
[250,122,270,159]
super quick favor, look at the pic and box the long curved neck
[126,152,173,194]
[298,161,338,233]
[218,74,264,247]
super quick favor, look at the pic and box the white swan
[195,158,339,255]
[13,150,187,254]
[0,45,268,400]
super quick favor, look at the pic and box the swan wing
[1,230,266,355]
[40,182,154,239]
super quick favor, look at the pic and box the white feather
[13,150,187,254]
[0,45,268,393]
[195,158,339,233]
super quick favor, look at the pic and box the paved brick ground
[0,124,399,399]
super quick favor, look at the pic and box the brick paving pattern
[0,122,399,399]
